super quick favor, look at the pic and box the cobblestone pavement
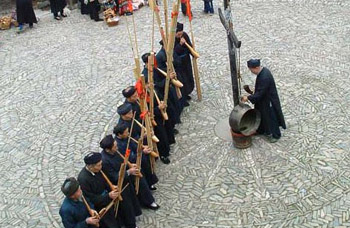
[1,0,350,227]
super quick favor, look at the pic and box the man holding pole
[59,177,100,228]
[100,135,160,210]
[78,152,140,228]
[174,22,195,100]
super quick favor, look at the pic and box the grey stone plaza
[0,0,349,227]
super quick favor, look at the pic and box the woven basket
[107,17,119,27]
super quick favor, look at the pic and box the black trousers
[141,155,159,187]
[53,9,64,17]
[129,175,155,206]
[89,1,100,21]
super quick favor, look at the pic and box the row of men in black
[59,21,196,228]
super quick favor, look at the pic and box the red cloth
[186,0,192,21]
[135,78,143,97]
[140,111,148,120]
[125,148,131,159]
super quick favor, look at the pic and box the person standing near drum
[49,0,67,20]
[241,59,286,143]
[16,0,37,32]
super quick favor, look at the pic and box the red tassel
[154,58,158,69]
[135,78,143,96]
[140,111,148,120]
[171,12,178,18]
[125,148,131,158]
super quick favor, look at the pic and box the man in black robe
[49,0,67,20]
[174,22,195,100]
[59,177,100,228]
[117,103,141,139]
[155,41,182,126]
[100,135,160,210]
[241,59,286,143]
[141,53,172,164]
[122,86,141,122]
[78,152,140,228]
[16,0,37,31]
[113,124,160,185]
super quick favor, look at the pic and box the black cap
[113,123,129,136]
[142,53,150,64]
[84,152,102,165]
[176,22,183,33]
[117,103,132,115]
[61,177,79,197]
[247,59,261,68]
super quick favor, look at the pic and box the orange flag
[186,0,192,21]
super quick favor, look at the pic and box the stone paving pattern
[0,0,350,227]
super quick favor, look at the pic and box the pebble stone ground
[1,0,350,227]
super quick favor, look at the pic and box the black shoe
[95,18,103,22]
[54,16,61,20]
[173,129,179,135]
[150,185,157,191]
[61,13,67,17]
[184,101,190,107]
[160,156,170,164]
[186,95,192,100]
[146,203,160,210]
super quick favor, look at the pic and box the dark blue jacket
[59,197,93,228]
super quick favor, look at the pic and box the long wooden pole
[135,118,145,194]
[163,0,169,39]
[113,112,136,217]
[188,21,202,101]
[125,16,141,80]
[149,0,182,99]
[164,0,181,106]
[148,53,156,127]
[140,76,157,174]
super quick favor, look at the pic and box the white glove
[84,0,88,4]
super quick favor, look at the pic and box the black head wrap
[117,103,132,115]
[61,177,79,197]
[142,53,150,64]
[100,135,115,149]
[176,22,183,33]
[122,86,136,98]
[113,123,128,136]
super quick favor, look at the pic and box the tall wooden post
[218,0,241,106]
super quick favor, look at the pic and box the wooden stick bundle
[164,0,181,106]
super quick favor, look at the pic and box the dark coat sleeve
[174,32,192,56]
[78,171,110,208]
[60,210,89,228]
[102,159,119,185]
[248,74,270,104]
